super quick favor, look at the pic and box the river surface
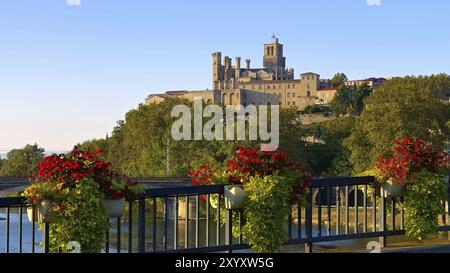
[0,209,362,253]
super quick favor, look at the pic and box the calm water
[0,209,360,253]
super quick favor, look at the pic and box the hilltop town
[145,36,386,110]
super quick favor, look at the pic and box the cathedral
[146,36,338,109]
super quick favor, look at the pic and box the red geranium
[376,137,448,184]
[30,147,144,201]
[189,146,311,203]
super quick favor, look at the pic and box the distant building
[146,36,368,110]
[345,77,387,90]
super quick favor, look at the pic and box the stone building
[146,36,342,110]
[345,77,387,90]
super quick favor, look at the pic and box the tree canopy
[330,83,373,117]
[77,100,311,177]
[0,144,45,177]
[304,117,356,176]
[331,73,348,88]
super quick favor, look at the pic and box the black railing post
[225,208,233,253]
[379,191,387,248]
[43,222,50,253]
[305,188,313,253]
[138,197,146,253]
[447,180,450,241]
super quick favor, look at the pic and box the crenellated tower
[212,52,222,90]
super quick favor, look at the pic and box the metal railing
[1,176,449,253]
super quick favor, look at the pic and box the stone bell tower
[263,35,286,79]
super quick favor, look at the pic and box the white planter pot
[26,201,52,223]
[102,198,125,218]
[381,179,406,198]
[224,185,248,210]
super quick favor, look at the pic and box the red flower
[377,136,448,184]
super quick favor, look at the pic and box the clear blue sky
[1,0,449,151]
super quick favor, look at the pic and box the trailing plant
[44,178,109,253]
[403,170,447,242]
[242,175,299,253]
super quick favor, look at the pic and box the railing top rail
[0,196,25,207]
[143,184,225,198]
[310,176,375,187]
[0,177,376,206]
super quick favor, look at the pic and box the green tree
[0,144,45,177]
[331,72,348,88]
[330,84,373,117]
[412,74,450,99]
[301,105,331,115]
[329,87,352,117]
[304,117,356,176]
[344,77,450,174]
[278,107,308,166]
[350,83,373,115]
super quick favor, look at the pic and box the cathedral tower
[263,35,286,79]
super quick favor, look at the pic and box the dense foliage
[304,117,356,176]
[242,175,296,253]
[74,99,315,177]
[403,170,447,242]
[301,105,331,115]
[0,144,44,177]
[329,84,372,117]
[331,72,348,88]
[45,178,109,253]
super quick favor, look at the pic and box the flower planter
[102,198,125,218]
[224,185,248,210]
[381,179,406,198]
[26,201,52,223]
